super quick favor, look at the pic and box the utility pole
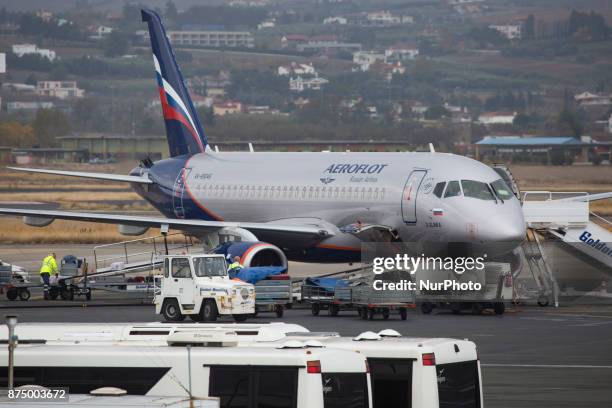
[5,315,17,390]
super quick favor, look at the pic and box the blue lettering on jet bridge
[579,231,612,258]
[324,164,388,174]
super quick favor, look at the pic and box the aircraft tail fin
[141,9,209,157]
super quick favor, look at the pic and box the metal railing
[93,233,194,272]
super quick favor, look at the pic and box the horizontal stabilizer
[7,167,152,184]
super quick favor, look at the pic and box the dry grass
[0,191,142,202]
[0,218,187,244]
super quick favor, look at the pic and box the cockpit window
[461,180,495,200]
[433,182,446,198]
[491,179,514,200]
[444,181,461,198]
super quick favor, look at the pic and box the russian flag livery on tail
[141,9,209,157]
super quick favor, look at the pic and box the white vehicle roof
[0,322,309,344]
[0,342,367,374]
[284,334,478,365]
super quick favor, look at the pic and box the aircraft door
[172,167,192,219]
[401,170,427,224]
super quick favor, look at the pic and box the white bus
[2,323,482,408]
[0,331,371,408]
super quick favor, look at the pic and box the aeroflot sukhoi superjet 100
[0,9,525,267]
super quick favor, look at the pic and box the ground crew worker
[227,256,243,277]
[40,252,58,300]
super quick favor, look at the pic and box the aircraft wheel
[201,299,218,322]
[311,303,320,316]
[18,288,30,301]
[162,299,185,322]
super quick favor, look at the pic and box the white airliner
[0,9,525,267]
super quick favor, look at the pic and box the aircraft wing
[0,208,333,242]
[7,167,152,184]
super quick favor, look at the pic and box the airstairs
[519,191,612,306]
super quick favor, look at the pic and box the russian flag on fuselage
[142,9,208,157]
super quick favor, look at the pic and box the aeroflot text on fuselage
[323,164,389,174]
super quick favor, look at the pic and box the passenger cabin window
[491,179,514,200]
[433,182,446,198]
[461,180,495,200]
[444,181,461,198]
[209,366,298,408]
[193,257,226,277]
[171,258,191,278]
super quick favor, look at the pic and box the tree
[0,122,35,147]
[557,109,583,137]
[424,105,450,120]
[525,14,535,39]
[102,30,129,58]
[165,1,178,21]
[32,109,71,146]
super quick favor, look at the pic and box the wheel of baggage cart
[162,299,186,322]
[537,295,549,307]
[18,288,30,301]
[275,305,284,318]
[6,288,17,301]
[382,309,390,320]
[329,304,339,317]
[201,299,218,322]
[233,314,249,322]
[420,302,433,315]
[471,302,483,315]
[399,307,408,321]
[360,307,368,320]
[60,287,74,301]
[494,302,505,315]
[49,287,60,300]
[311,303,320,316]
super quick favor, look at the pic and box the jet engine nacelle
[213,241,288,272]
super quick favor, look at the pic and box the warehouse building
[58,134,169,160]
[475,136,611,165]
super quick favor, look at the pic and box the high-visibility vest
[228,261,243,272]
[40,255,58,275]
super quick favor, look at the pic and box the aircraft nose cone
[498,217,526,243]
